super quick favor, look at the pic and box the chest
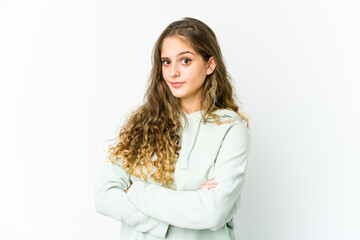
[128,122,232,191]
[173,123,231,191]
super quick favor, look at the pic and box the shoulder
[218,111,249,146]
[206,109,249,143]
[211,109,245,125]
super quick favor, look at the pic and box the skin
[161,36,216,114]
[125,36,218,194]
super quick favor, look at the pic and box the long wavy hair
[107,17,250,189]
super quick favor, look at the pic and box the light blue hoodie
[95,108,251,239]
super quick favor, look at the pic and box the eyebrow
[161,51,194,59]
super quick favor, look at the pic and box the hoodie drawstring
[178,109,240,170]
[180,119,201,170]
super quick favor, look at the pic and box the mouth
[170,82,185,88]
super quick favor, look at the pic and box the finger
[207,179,215,183]
[202,183,218,189]
[207,183,218,187]
[200,183,216,189]
[204,185,217,190]
[207,181,218,185]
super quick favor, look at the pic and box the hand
[125,184,132,193]
[200,178,218,190]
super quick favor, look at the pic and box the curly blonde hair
[107,17,250,189]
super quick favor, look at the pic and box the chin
[172,92,187,99]
[168,89,184,98]
[171,93,184,99]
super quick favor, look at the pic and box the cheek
[162,68,169,80]
[187,67,206,84]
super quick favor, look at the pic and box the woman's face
[161,36,215,106]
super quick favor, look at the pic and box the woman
[95,17,251,240]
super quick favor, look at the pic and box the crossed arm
[95,122,250,235]
[94,160,169,238]
[95,159,218,237]
[125,122,250,230]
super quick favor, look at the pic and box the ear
[206,56,216,75]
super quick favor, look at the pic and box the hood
[178,109,241,169]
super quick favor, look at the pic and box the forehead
[161,36,196,57]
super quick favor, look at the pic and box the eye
[162,60,170,65]
[181,58,191,64]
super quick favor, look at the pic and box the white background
[1,0,359,239]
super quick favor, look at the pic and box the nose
[170,62,180,78]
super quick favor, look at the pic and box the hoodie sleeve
[125,122,250,230]
[94,159,169,238]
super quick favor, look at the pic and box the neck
[180,101,202,114]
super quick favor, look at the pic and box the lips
[170,82,184,88]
